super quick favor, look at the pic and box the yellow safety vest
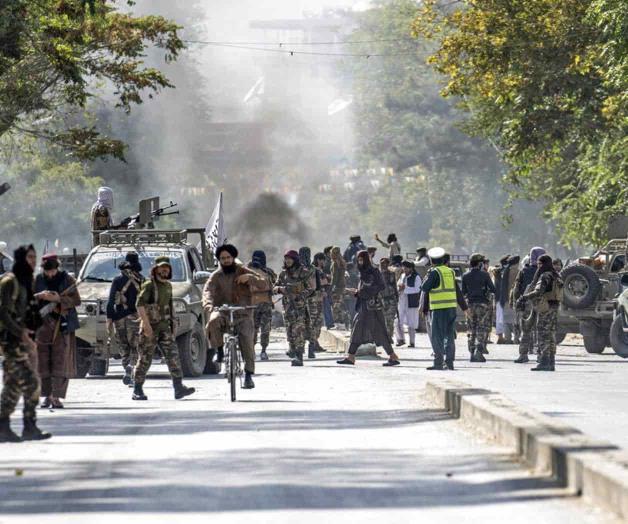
[429,266,457,310]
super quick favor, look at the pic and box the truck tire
[560,264,601,309]
[583,333,606,354]
[178,323,206,377]
[89,358,109,376]
[610,314,628,358]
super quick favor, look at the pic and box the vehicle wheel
[75,348,92,378]
[583,333,606,354]
[177,323,207,377]
[560,264,601,309]
[555,331,567,345]
[230,342,237,402]
[610,314,628,358]
[89,358,109,376]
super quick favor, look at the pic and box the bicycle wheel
[229,340,238,402]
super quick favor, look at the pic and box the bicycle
[218,304,257,402]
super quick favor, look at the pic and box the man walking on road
[379,257,399,341]
[422,247,467,370]
[520,254,563,371]
[133,256,195,401]
[0,245,51,442]
[395,260,421,348]
[106,252,144,385]
[247,250,276,362]
[462,253,496,363]
[513,247,545,363]
[337,251,400,367]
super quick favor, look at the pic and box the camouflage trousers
[283,302,307,356]
[382,299,398,340]
[134,324,182,384]
[115,314,140,369]
[467,303,492,354]
[537,308,558,359]
[305,296,324,345]
[0,342,40,420]
[331,292,351,328]
[518,308,538,356]
[253,302,273,350]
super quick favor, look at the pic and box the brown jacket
[202,264,268,313]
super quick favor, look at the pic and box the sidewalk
[320,329,628,452]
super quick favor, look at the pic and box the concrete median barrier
[426,377,628,520]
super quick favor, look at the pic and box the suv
[75,229,215,378]
[610,274,628,358]
[560,238,627,354]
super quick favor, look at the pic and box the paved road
[377,332,628,451]
[0,333,616,523]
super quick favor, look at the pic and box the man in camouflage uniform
[0,245,51,442]
[520,254,562,371]
[133,256,195,401]
[299,247,324,359]
[247,250,276,361]
[461,253,496,362]
[106,252,144,385]
[274,250,311,367]
[379,258,399,340]
[330,246,351,330]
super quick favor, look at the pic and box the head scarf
[251,250,267,270]
[313,252,326,266]
[96,187,114,210]
[12,245,35,292]
[120,252,142,272]
[356,250,373,274]
[529,246,546,266]
[531,254,556,286]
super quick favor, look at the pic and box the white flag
[204,192,227,253]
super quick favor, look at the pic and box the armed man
[379,257,399,341]
[512,247,546,363]
[0,245,51,442]
[247,250,277,362]
[90,187,115,246]
[299,247,324,359]
[274,250,311,367]
[106,252,144,386]
[518,254,563,371]
[204,244,268,389]
[462,253,496,363]
[132,256,195,401]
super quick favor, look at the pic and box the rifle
[118,201,180,229]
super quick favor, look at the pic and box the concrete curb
[318,329,378,357]
[425,378,628,520]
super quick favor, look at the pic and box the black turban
[215,244,238,259]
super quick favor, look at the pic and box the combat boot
[132,383,148,401]
[308,342,316,359]
[260,349,269,361]
[531,355,552,371]
[472,350,486,363]
[173,378,195,399]
[427,360,445,370]
[514,354,529,364]
[122,365,133,386]
[0,417,22,443]
[22,418,52,441]
[548,354,555,371]
[291,354,304,367]
[243,372,255,389]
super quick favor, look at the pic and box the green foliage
[415,0,628,246]
[0,137,101,248]
[309,0,561,258]
[0,0,184,160]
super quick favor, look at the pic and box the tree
[414,0,628,246]
[0,0,184,160]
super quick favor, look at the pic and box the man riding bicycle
[202,244,269,389]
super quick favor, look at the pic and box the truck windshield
[81,251,187,282]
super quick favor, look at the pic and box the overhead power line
[182,40,419,58]
[183,38,415,46]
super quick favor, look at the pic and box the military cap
[154,256,171,268]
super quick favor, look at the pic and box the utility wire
[183,40,419,57]
[183,38,415,46]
